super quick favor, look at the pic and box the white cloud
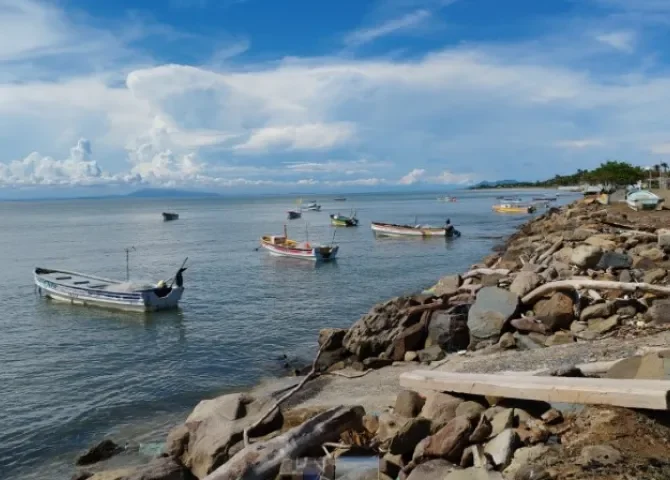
[554,139,605,149]
[233,123,356,153]
[283,159,390,175]
[650,143,670,155]
[398,168,426,185]
[430,170,475,185]
[344,9,432,46]
[595,31,636,52]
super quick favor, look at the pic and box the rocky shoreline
[73,199,670,480]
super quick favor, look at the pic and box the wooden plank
[399,370,670,410]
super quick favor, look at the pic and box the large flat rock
[467,287,519,345]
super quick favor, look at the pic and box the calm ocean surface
[0,190,571,479]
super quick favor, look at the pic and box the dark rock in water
[76,439,123,466]
[596,251,632,270]
[467,287,519,346]
[418,345,446,363]
[533,292,574,331]
[318,328,347,351]
[425,310,470,352]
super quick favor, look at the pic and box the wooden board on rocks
[399,370,670,410]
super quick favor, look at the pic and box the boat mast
[124,246,135,281]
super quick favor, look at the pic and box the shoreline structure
[75,199,670,480]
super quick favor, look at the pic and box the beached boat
[287,210,302,220]
[492,203,536,214]
[260,227,338,262]
[304,201,321,211]
[330,212,359,227]
[34,264,187,312]
[626,190,662,211]
[371,221,448,237]
[162,212,179,221]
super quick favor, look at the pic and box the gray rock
[423,415,473,461]
[566,228,597,242]
[570,245,602,269]
[533,292,575,331]
[468,415,492,443]
[407,459,460,480]
[455,401,486,420]
[76,439,123,466]
[570,321,587,333]
[445,468,503,480]
[577,445,622,467]
[553,247,573,265]
[404,351,418,362]
[587,315,620,334]
[425,310,470,352]
[619,269,632,283]
[395,390,425,418]
[643,268,667,284]
[544,331,575,346]
[658,228,670,251]
[648,300,670,324]
[467,287,519,345]
[377,412,409,444]
[418,345,446,363]
[167,392,282,478]
[318,328,347,351]
[585,235,616,250]
[503,445,551,480]
[513,465,552,480]
[498,332,516,349]
[513,333,545,350]
[391,319,429,361]
[541,408,563,425]
[421,392,465,433]
[484,428,519,468]
[509,272,542,297]
[434,275,463,296]
[639,247,666,261]
[580,302,613,322]
[389,418,432,455]
[510,318,548,334]
[489,408,514,437]
[617,305,637,318]
[86,457,190,480]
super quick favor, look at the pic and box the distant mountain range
[125,188,221,198]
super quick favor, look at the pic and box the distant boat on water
[259,226,338,262]
[304,201,322,211]
[334,197,347,202]
[34,260,187,312]
[162,212,179,221]
[287,210,302,220]
[437,196,457,202]
[371,220,459,238]
[492,203,536,214]
[330,211,358,227]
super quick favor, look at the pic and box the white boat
[371,221,448,237]
[34,265,186,312]
[260,235,338,261]
[626,190,663,211]
[304,201,321,211]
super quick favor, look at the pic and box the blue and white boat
[34,266,186,312]
[626,189,662,211]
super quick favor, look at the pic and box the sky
[2,0,670,197]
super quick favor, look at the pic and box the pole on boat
[305,222,309,243]
[169,257,189,288]
[124,246,135,281]
[331,225,337,245]
[284,224,288,239]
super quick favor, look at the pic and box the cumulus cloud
[430,170,476,185]
[233,123,356,153]
[595,31,636,52]
[650,143,670,155]
[398,168,426,185]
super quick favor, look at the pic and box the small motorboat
[492,203,536,214]
[437,196,457,202]
[334,197,347,202]
[532,195,557,202]
[287,210,302,220]
[330,212,359,227]
[34,262,187,312]
[626,190,663,211]
[304,201,321,211]
[162,212,179,221]
[371,221,449,237]
[260,226,338,262]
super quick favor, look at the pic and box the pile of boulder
[315,200,670,373]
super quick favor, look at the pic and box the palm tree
[661,162,669,175]
[654,164,662,178]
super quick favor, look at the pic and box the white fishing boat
[304,201,322,211]
[259,226,338,262]
[34,261,187,312]
[371,221,448,237]
[626,190,663,211]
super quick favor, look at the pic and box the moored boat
[492,203,536,214]
[532,195,557,202]
[437,196,457,202]
[330,212,359,227]
[162,212,179,221]
[259,227,338,262]
[626,190,662,211]
[287,210,302,220]
[371,221,447,237]
[34,264,187,312]
[334,197,347,202]
[304,201,321,211]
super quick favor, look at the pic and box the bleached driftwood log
[462,268,510,280]
[204,406,364,480]
[537,238,563,264]
[522,279,670,305]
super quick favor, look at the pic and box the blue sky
[1,0,670,195]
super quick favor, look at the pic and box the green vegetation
[470,161,667,189]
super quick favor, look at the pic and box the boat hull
[371,222,446,237]
[287,210,302,219]
[34,269,183,312]
[259,240,338,262]
[330,214,358,227]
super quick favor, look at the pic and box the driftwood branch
[242,335,330,447]
[326,370,373,379]
[522,279,670,305]
[537,238,563,264]
[600,219,655,232]
[462,268,510,280]
[206,406,364,480]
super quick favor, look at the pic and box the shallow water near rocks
[0,190,571,479]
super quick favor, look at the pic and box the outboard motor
[176,267,187,287]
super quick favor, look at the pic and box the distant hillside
[470,179,523,189]
[126,188,221,198]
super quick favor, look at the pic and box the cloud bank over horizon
[2,0,670,193]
